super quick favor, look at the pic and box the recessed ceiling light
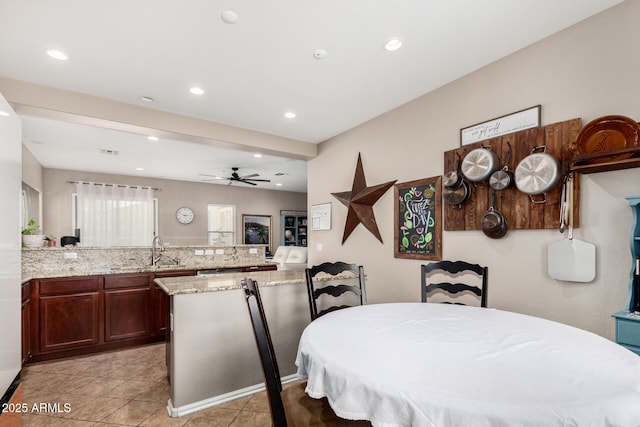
[190,87,204,95]
[383,38,403,51]
[148,136,159,141]
[46,49,68,61]
[276,183,283,187]
[140,96,155,103]
[253,153,262,158]
[221,10,239,24]
[313,49,327,59]
[136,167,144,171]
[0,110,9,117]
[284,112,296,119]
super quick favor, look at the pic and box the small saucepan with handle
[443,153,463,189]
[514,145,561,204]
[481,193,508,239]
[442,179,471,209]
[489,141,514,191]
[443,153,471,209]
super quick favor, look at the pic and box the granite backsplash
[22,245,269,279]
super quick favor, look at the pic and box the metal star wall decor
[331,153,397,244]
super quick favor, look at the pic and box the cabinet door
[153,270,194,338]
[39,292,100,352]
[104,288,151,341]
[154,285,169,337]
[21,298,30,364]
[104,273,152,341]
[21,281,30,364]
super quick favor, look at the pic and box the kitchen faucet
[151,235,165,266]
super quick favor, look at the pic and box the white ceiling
[0,0,624,192]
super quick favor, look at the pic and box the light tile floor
[21,343,277,426]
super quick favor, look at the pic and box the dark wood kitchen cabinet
[35,276,101,354]
[27,269,197,363]
[21,281,31,365]
[104,273,151,341]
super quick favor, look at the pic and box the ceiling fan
[200,167,271,186]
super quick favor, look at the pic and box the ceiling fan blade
[239,173,260,179]
[245,178,271,182]
[199,173,220,178]
[239,180,257,186]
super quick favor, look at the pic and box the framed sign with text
[460,105,541,146]
[394,176,442,260]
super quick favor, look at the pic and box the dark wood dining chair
[241,278,372,427]
[305,262,367,321]
[421,260,488,307]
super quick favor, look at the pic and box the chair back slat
[421,261,488,307]
[305,262,367,320]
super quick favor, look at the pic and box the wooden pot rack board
[444,118,581,231]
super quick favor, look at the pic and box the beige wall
[21,145,43,192]
[41,168,306,253]
[308,0,640,339]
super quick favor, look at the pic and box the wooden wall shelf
[443,118,581,231]
[570,145,640,174]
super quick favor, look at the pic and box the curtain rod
[67,181,160,191]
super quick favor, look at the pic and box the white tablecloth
[295,303,640,427]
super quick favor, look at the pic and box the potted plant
[44,235,57,247]
[22,219,45,248]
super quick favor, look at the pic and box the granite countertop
[155,270,358,296]
[22,261,279,281]
[155,270,306,295]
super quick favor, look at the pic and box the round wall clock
[176,207,194,224]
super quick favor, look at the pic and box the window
[73,183,158,246]
[208,204,235,245]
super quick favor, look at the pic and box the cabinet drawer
[39,276,100,296]
[104,273,150,289]
[617,318,640,347]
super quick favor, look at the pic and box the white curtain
[76,183,155,247]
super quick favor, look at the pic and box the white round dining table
[295,303,640,427]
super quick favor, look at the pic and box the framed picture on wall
[242,214,272,255]
[394,176,442,260]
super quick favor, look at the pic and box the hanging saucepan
[443,153,463,189]
[461,145,499,183]
[489,141,514,191]
[514,145,561,204]
[481,193,508,239]
[442,180,471,209]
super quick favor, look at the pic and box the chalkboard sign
[394,176,442,260]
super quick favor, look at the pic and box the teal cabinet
[612,196,640,355]
[613,312,640,356]
[281,214,307,247]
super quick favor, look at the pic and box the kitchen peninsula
[155,270,312,417]
[20,245,277,364]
